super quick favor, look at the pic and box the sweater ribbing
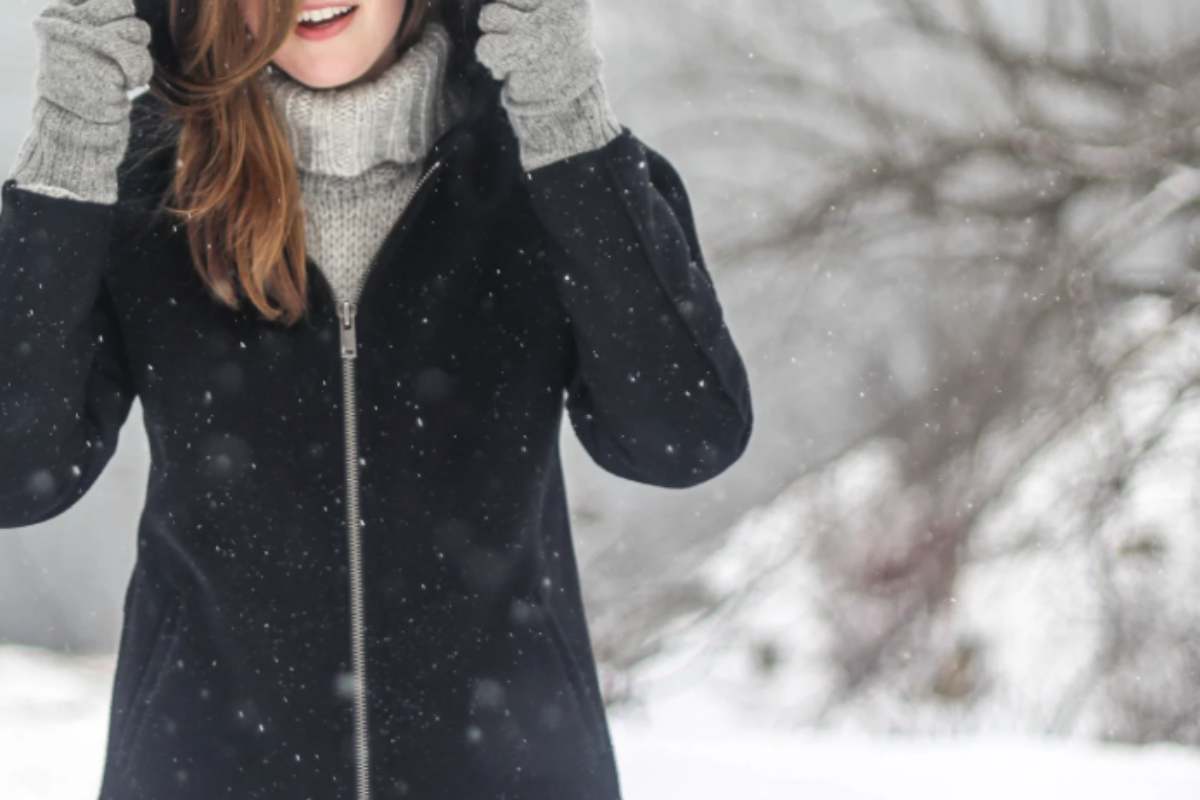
[258,21,465,306]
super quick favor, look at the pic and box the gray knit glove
[476,0,622,171]
[7,0,154,205]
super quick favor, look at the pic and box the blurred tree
[608,0,1200,746]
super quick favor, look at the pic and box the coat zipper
[333,158,443,800]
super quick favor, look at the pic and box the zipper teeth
[341,348,370,800]
[410,160,442,208]
[336,157,442,800]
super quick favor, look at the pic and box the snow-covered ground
[3,644,1199,800]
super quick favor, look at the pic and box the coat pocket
[537,606,607,745]
[465,600,605,779]
[112,593,185,774]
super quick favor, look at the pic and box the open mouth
[296,5,358,32]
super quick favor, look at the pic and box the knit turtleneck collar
[259,21,458,177]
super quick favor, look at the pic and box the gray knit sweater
[256,21,468,307]
[6,0,623,308]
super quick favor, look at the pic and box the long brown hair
[150,0,439,326]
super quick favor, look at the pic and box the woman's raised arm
[525,130,754,488]
[0,0,151,526]
[476,0,754,487]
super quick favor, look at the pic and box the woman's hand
[476,0,603,108]
[33,0,154,125]
[475,0,622,171]
[7,0,154,204]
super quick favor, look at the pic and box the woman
[0,0,753,798]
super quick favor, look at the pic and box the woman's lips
[294,6,358,42]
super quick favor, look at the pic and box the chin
[274,58,370,90]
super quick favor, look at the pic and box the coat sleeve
[0,178,137,528]
[523,127,754,488]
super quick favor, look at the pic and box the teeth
[297,5,353,23]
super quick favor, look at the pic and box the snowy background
[6,0,1200,796]
[5,644,1200,799]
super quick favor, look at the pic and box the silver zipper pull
[338,300,358,359]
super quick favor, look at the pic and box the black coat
[0,5,753,799]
